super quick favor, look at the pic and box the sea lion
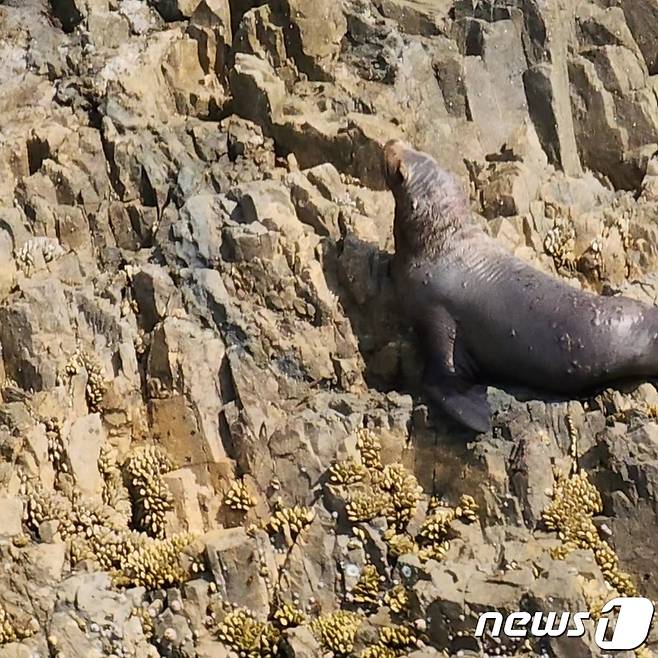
[383,139,658,433]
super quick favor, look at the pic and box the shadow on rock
[321,231,424,393]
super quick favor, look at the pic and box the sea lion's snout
[383,139,409,189]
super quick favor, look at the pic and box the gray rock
[173,194,230,266]
[230,53,286,127]
[204,527,274,617]
[522,0,583,176]
[151,0,204,21]
[375,0,448,36]
[281,625,322,657]
[462,18,529,156]
[0,496,23,538]
[195,639,234,658]
[278,0,347,78]
[238,179,305,238]
[288,171,341,238]
[188,0,232,77]
[304,162,346,202]
[233,5,288,70]
[66,414,105,498]
[147,317,229,464]
[619,0,658,75]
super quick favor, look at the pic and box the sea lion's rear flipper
[418,307,491,433]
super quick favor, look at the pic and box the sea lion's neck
[393,193,467,263]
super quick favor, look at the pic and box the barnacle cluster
[224,479,255,512]
[24,487,71,535]
[15,236,65,275]
[271,601,306,629]
[356,428,383,470]
[332,431,479,565]
[68,524,142,571]
[125,445,174,538]
[65,349,107,412]
[415,494,478,556]
[346,491,386,523]
[580,238,604,280]
[217,608,280,658]
[543,469,637,596]
[612,209,632,250]
[329,459,367,485]
[418,507,456,543]
[27,485,124,568]
[0,603,36,645]
[23,437,200,591]
[98,445,132,527]
[350,564,381,606]
[378,625,416,651]
[208,428,482,657]
[383,585,408,614]
[381,531,416,558]
[340,434,422,531]
[374,464,422,528]
[266,503,315,540]
[132,604,155,640]
[455,494,479,522]
[26,485,124,569]
[544,220,576,271]
[44,417,67,473]
[600,204,634,278]
[111,533,197,589]
[310,610,363,655]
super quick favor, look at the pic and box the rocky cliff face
[1,0,658,657]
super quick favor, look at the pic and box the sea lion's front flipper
[418,307,491,433]
[425,376,491,433]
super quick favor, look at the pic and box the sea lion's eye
[398,161,409,183]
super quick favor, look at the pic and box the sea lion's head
[383,140,469,257]
[383,140,465,204]
[383,139,408,189]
